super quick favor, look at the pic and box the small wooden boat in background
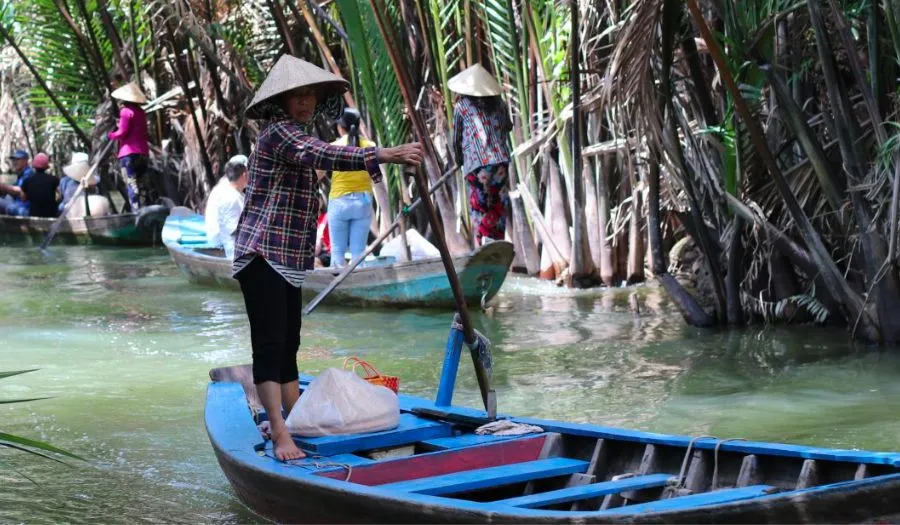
[206,362,900,524]
[162,211,514,309]
[0,206,169,246]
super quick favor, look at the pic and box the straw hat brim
[63,162,96,184]
[245,55,349,119]
[111,82,148,104]
[447,64,503,97]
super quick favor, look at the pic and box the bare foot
[272,431,306,461]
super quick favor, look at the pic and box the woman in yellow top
[327,108,376,267]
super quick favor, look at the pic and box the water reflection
[0,246,898,523]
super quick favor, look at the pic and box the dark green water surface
[1,245,899,523]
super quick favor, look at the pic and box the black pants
[237,257,301,384]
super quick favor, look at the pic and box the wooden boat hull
[163,215,514,308]
[205,376,900,524]
[0,208,167,246]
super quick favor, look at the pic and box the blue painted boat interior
[206,373,900,519]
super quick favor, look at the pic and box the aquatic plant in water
[0,369,82,467]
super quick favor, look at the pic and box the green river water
[2,245,900,523]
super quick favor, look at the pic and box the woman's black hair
[339,108,362,147]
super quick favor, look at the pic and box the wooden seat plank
[379,457,589,496]
[494,473,672,509]
[293,413,452,456]
[603,485,775,514]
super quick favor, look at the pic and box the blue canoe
[162,211,514,308]
[207,345,900,523]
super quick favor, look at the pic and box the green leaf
[0,397,52,404]
[0,369,38,380]
[0,432,83,461]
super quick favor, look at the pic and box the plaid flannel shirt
[233,118,381,273]
[452,96,511,176]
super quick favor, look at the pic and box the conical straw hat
[447,64,503,97]
[63,152,97,185]
[246,55,350,119]
[111,82,148,104]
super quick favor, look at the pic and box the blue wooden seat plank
[379,457,589,496]
[293,413,452,456]
[419,433,523,450]
[603,485,775,515]
[494,473,673,509]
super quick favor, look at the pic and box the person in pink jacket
[107,82,150,211]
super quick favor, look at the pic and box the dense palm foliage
[2,0,900,341]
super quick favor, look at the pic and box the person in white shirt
[205,155,249,259]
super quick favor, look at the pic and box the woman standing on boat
[326,108,377,267]
[234,55,423,461]
[107,82,150,212]
[449,64,513,246]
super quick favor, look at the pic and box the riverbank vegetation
[0,0,899,342]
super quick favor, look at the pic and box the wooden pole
[367,0,494,416]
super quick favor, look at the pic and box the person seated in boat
[14,153,60,218]
[320,108,378,268]
[1,149,33,216]
[59,152,98,213]
[448,64,513,246]
[233,54,423,461]
[314,194,331,268]
[205,154,249,259]
[59,152,111,218]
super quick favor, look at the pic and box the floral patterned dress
[452,96,512,243]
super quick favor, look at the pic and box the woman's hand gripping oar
[302,166,458,316]
[40,141,115,250]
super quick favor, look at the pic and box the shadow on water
[0,246,898,523]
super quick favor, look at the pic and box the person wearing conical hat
[107,81,150,212]
[232,54,424,461]
[448,64,513,246]
[59,152,106,216]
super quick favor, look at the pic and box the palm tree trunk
[94,0,129,79]
[687,0,879,341]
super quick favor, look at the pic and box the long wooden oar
[302,167,457,315]
[40,141,115,250]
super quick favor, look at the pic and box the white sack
[285,368,400,437]
[380,228,440,261]
[66,195,112,218]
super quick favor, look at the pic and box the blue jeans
[327,192,373,267]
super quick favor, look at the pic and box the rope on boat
[674,435,717,489]
[711,438,747,490]
[257,452,355,481]
[665,435,749,497]
[452,313,493,376]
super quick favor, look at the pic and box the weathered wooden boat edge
[162,213,515,307]
[205,379,900,524]
[0,210,166,246]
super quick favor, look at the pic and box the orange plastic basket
[342,357,399,393]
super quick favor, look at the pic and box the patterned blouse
[232,117,380,286]
[452,96,512,176]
